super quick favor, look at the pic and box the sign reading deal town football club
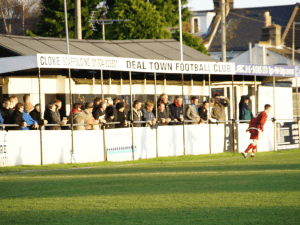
[37,54,235,75]
[236,64,297,77]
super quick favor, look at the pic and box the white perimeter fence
[0,120,298,167]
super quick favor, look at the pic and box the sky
[187,0,300,11]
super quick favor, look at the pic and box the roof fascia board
[282,3,299,42]
[0,55,37,74]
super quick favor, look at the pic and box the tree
[150,0,192,27]
[105,0,171,40]
[107,0,192,28]
[27,0,103,39]
[0,0,40,35]
[172,30,209,55]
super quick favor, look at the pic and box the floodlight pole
[293,22,300,149]
[64,0,74,160]
[178,0,183,61]
[178,0,185,155]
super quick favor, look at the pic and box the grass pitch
[0,150,300,225]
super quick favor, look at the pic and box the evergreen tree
[105,0,171,40]
[173,30,209,55]
[27,0,103,39]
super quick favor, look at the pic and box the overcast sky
[187,0,300,11]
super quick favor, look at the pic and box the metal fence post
[129,71,135,160]
[38,68,43,165]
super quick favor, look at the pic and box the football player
[242,104,272,158]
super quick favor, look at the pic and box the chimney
[213,0,234,13]
[262,24,282,46]
[264,11,272,27]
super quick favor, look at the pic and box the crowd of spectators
[0,93,235,130]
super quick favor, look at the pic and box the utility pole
[75,0,82,39]
[221,0,226,62]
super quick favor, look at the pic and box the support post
[154,73,158,158]
[232,74,235,153]
[75,0,82,39]
[102,23,105,41]
[129,71,135,161]
[178,0,183,61]
[209,74,212,154]
[68,69,74,157]
[273,76,277,151]
[254,76,257,115]
[221,0,226,62]
[38,68,43,165]
[101,70,107,161]
[182,73,186,155]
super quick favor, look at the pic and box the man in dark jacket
[155,100,170,126]
[44,103,66,130]
[128,100,142,127]
[158,93,173,121]
[30,104,48,128]
[105,98,117,129]
[10,103,27,130]
[115,102,128,128]
[1,98,13,125]
[169,96,184,125]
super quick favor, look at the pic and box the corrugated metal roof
[0,34,218,62]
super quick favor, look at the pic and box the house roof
[0,34,218,62]
[206,4,296,52]
[268,46,300,62]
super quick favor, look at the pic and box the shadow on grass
[1,167,299,199]
[0,206,299,225]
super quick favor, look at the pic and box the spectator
[23,94,33,110]
[93,97,102,120]
[72,103,82,114]
[30,104,48,128]
[115,102,128,128]
[9,96,18,110]
[185,96,200,124]
[155,100,170,126]
[84,102,100,130]
[128,100,142,127]
[1,98,13,125]
[23,102,38,130]
[44,103,67,130]
[212,92,230,121]
[198,100,214,123]
[54,99,63,120]
[169,96,184,125]
[10,103,27,130]
[142,101,157,129]
[0,110,4,130]
[106,98,117,129]
[158,93,173,121]
[239,95,253,121]
[113,98,120,106]
[97,102,107,129]
[72,102,98,130]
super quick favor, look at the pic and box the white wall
[191,12,216,35]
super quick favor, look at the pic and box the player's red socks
[245,143,254,153]
[252,145,257,153]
